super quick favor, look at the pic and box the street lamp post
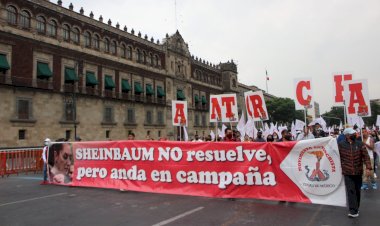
[73,60,83,140]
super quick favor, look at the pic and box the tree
[363,101,380,126]
[322,106,344,126]
[322,101,380,127]
[266,97,304,124]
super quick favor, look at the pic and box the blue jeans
[43,163,47,181]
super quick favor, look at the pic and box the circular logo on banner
[294,145,342,196]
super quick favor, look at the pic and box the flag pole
[178,117,182,141]
[265,69,269,94]
[179,126,182,141]
[215,117,218,142]
[343,100,347,127]
[304,106,308,126]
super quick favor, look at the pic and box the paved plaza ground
[0,174,379,226]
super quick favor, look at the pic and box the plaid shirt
[338,138,372,175]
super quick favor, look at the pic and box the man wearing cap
[338,128,372,218]
[41,138,51,184]
[254,130,266,142]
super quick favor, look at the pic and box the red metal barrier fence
[0,148,43,177]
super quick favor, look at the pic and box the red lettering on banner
[246,96,253,118]
[248,95,265,118]
[296,81,312,106]
[334,74,352,103]
[173,103,186,124]
[221,97,235,118]
[67,139,346,206]
[347,83,368,114]
[210,97,222,120]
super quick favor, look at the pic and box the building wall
[0,0,272,147]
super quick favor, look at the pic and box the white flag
[291,121,296,136]
[339,121,343,130]
[217,128,223,138]
[210,130,215,141]
[377,115,380,127]
[236,114,246,140]
[220,124,227,138]
[183,126,189,141]
[244,117,256,138]
[294,119,306,131]
[347,115,365,128]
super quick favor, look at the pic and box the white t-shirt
[365,138,374,159]
[375,142,380,157]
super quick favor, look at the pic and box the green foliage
[322,106,344,126]
[322,101,380,126]
[363,101,380,126]
[266,97,304,124]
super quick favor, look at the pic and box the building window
[36,16,46,33]
[104,38,110,53]
[106,130,110,139]
[84,31,91,47]
[93,34,100,49]
[146,53,151,65]
[104,107,114,123]
[71,27,80,44]
[143,51,147,64]
[155,55,159,67]
[110,41,117,55]
[137,49,142,62]
[65,130,71,140]
[127,46,133,60]
[146,110,153,125]
[18,129,26,140]
[157,111,164,125]
[148,53,153,66]
[20,10,30,28]
[0,54,10,74]
[121,44,127,58]
[7,6,17,25]
[202,115,206,127]
[194,114,199,126]
[126,110,134,124]
[63,24,70,41]
[126,108,135,124]
[232,79,236,87]
[64,102,74,121]
[17,99,32,120]
[47,20,57,37]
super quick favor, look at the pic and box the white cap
[44,138,51,142]
[343,128,356,135]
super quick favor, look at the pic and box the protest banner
[333,73,353,106]
[51,137,346,207]
[209,94,238,123]
[294,78,313,110]
[172,100,188,127]
[244,91,269,121]
[344,79,371,117]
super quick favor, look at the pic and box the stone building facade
[0,0,272,147]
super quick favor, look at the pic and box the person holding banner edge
[338,128,372,218]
